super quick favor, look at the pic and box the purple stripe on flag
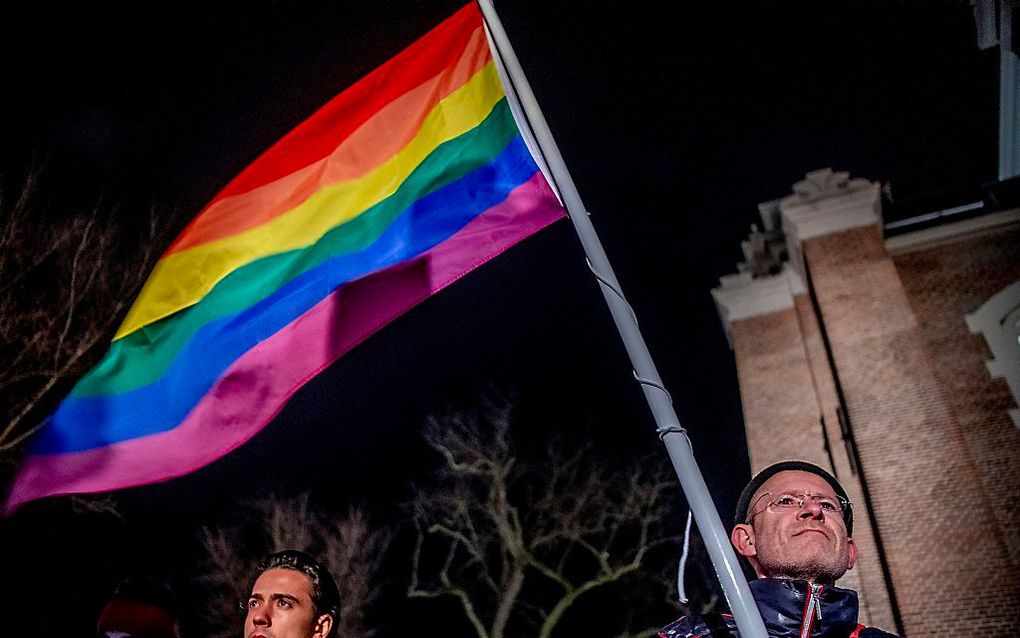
[4,173,563,513]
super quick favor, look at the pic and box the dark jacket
[658,578,898,638]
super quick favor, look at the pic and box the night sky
[0,2,999,635]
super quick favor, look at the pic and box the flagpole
[477,2,767,636]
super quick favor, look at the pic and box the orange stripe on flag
[167,24,491,254]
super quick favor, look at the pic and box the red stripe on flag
[202,2,481,206]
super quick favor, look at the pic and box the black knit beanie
[734,460,854,536]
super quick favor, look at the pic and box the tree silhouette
[0,169,162,462]
[408,398,700,638]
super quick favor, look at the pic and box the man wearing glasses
[659,460,898,638]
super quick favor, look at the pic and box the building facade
[712,169,1020,636]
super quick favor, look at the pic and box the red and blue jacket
[658,578,898,638]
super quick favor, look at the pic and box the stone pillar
[713,269,827,468]
[780,169,1020,636]
[789,292,896,631]
[713,265,895,630]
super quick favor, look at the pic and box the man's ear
[731,523,757,558]
[312,612,334,638]
[846,537,858,571]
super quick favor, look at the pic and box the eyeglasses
[748,491,852,521]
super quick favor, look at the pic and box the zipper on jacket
[799,583,823,638]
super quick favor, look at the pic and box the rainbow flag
[4,3,564,513]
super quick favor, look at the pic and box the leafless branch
[408,397,687,638]
[0,171,166,461]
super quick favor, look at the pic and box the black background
[0,2,998,635]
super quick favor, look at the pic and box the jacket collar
[749,578,860,637]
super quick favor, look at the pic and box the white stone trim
[781,182,882,242]
[778,173,882,282]
[712,267,805,346]
[966,280,1020,429]
[885,208,1020,254]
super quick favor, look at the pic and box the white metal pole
[999,0,1019,180]
[476,2,767,636]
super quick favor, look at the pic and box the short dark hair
[735,460,854,535]
[248,550,341,634]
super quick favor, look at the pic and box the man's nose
[251,607,271,626]
[799,498,825,519]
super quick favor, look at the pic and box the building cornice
[779,169,882,280]
[885,208,1019,254]
[781,183,882,240]
[712,267,806,346]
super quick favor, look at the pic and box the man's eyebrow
[269,593,302,604]
[778,491,842,501]
[247,593,264,601]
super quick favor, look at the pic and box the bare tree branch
[408,397,690,638]
[0,170,166,463]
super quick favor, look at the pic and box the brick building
[712,169,1020,636]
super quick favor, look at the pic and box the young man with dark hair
[244,550,341,638]
[659,461,898,638]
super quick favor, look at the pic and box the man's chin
[764,557,849,583]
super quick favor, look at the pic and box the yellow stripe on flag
[117,62,505,339]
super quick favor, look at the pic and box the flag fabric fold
[5,2,564,513]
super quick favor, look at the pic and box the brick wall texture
[892,226,1020,569]
[790,295,896,632]
[727,219,1020,636]
[731,302,896,630]
[803,223,1019,636]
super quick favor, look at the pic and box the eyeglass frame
[746,490,853,525]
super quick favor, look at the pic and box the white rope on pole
[677,509,693,604]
